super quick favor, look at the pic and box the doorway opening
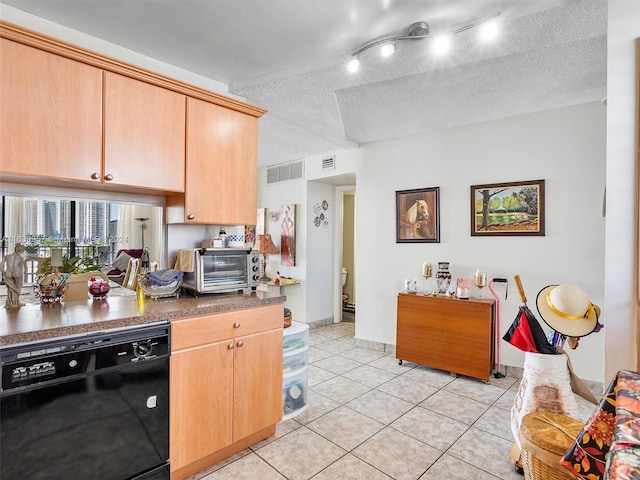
[341,189,355,323]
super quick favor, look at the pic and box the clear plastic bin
[282,366,308,420]
[283,346,308,375]
[283,321,309,353]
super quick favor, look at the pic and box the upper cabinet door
[0,39,102,182]
[104,72,186,192]
[185,97,258,225]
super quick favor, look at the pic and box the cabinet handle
[187,214,195,220]
[236,340,244,348]
[228,343,234,350]
[104,173,114,181]
[234,322,240,328]
[90,172,100,180]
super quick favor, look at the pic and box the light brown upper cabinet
[167,97,259,225]
[1,21,265,205]
[103,72,185,192]
[0,38,103,183]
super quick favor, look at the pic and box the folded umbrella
[503,275,556,354]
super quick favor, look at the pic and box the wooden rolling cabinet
[0,38,103,182]
[396,293,495,382]
[169,304,283,480]
[103,71,186,192]
[167,97,259,225]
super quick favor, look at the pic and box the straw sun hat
[536,284,601,338]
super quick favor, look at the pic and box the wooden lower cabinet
[396,293,495,382]
[170,304,283,479]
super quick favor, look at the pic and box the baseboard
[306,317,334,329]
[353,337,396,354]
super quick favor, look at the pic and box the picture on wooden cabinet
[471,179,545,236]
[396,187,440,243]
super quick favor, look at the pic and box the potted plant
[37,254,107,302]
[39,255,102,276]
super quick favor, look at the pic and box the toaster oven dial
[251,255,259,263]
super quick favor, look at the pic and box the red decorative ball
[89,281,110,297]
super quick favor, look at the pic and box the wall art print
[396,187,440,243]
[313,200,329,228]
[256,208,266,236]
[471,179,545,236]
[281,204,296,266]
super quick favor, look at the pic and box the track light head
[431,35,450,55]
[380,42,396,57]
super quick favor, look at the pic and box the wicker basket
[35,283,67,304]
[519,412,584,480]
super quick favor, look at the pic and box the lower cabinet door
[170,341,234,471]
[233,328,283,440]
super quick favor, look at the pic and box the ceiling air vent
[322,156,335,171]
[267,160,304,184]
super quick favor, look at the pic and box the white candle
[51,248,63,267]
[422,262,432,278]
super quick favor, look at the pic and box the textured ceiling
[1,0,607,167]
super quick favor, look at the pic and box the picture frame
[470,179,545,236]
[256,208,266,235]
[396,187,440,243]
[281,204,296,266]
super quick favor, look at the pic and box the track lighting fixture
[347,12,501,73]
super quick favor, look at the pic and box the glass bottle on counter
[436,262,452,295]
[219,228,228,248]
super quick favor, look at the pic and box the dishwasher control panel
[1,323,170,392]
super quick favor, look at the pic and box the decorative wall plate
[322,200,329,210]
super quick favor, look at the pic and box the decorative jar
[436,262,452,295]
[88,277,110,300]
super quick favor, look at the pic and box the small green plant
[25,244,39,254]
[39,255,102,275]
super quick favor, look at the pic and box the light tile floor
[188,321,595,480]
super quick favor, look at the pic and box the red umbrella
[502,275,556,354]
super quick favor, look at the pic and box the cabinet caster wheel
[398,359,403,365]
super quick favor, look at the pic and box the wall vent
[267,160,304,184]
[322,156,335,171]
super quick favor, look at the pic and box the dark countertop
[0,291,286,346]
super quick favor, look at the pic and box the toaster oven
[182,248,260,294]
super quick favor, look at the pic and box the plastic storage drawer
[283,322,309,353]
[282,366,308,420]
[283,346,308,375]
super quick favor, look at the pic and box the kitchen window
[1,195,162,284]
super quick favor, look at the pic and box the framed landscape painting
[396,187,440,243]
[471,180,545,236]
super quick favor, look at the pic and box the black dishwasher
[0,322,170,480]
